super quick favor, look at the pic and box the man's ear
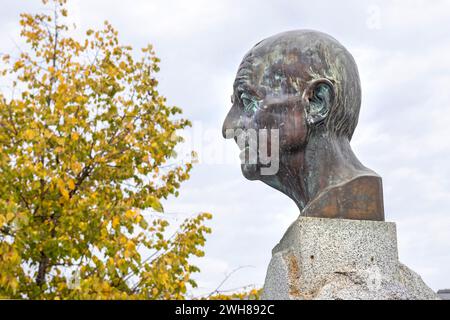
[303,79,335,125]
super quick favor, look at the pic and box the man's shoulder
[302,174,384,221]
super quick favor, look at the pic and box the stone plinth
[261,217,439,300]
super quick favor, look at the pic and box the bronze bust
[222,30,384,221]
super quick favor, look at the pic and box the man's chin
[240,163,260,180]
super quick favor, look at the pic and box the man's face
[222,60,309,181]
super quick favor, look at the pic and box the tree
[0,0,211,299]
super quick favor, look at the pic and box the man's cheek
[280,121,307,150]
[253,111,269,130]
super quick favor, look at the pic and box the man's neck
[268,131,376,212]
[303,132,373,202]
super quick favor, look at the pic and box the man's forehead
[233,47,312,96]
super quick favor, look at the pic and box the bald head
[234,30,361,140]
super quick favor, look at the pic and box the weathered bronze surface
[222,30,384,221]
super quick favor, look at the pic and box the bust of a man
[222,30,384,221]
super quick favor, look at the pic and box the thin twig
[206,265,255,298]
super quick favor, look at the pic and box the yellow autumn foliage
[0,0,212,299]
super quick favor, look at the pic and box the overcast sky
[1,0,449,296]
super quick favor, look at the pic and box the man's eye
[230,94,234,104]
[240,92,261,114]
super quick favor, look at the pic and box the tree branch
[206,265,255,298]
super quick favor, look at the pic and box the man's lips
[239,145,259,163]
[239,146,248,162]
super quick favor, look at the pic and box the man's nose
[222,104,241,139]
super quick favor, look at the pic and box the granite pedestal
[261,217,439,300]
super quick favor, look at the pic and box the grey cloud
[1,0,449,294]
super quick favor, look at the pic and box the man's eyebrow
[235,83,262,99]
[233,78,246,92]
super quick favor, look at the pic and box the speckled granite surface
[262,217,439,300]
